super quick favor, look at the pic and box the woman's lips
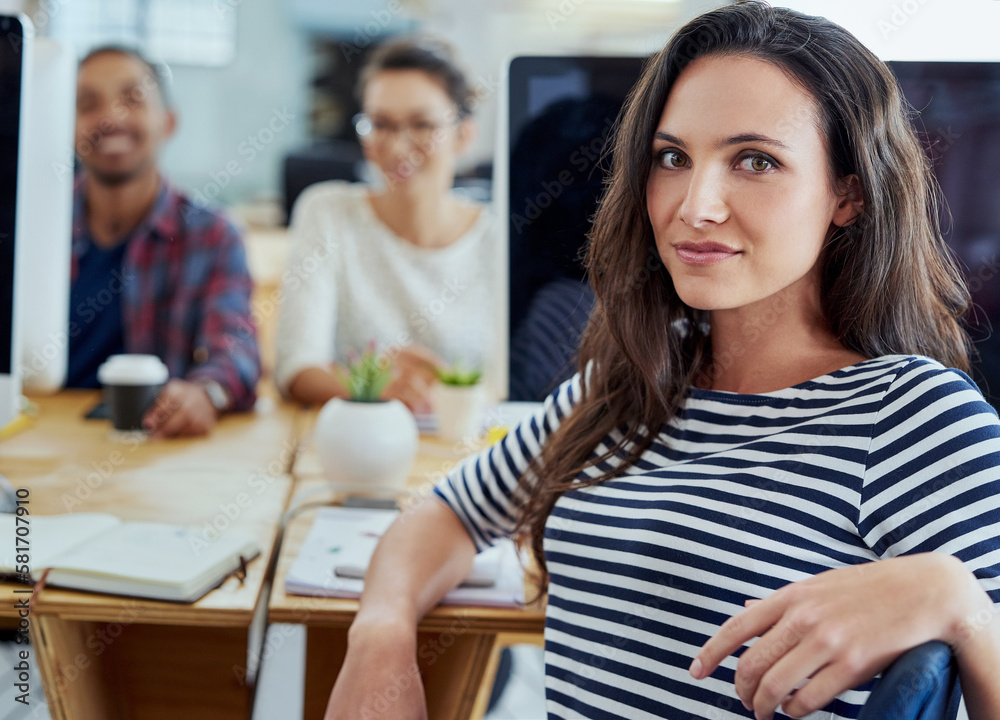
[384,166,415,182]
[674,242,740,266]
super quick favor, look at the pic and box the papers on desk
[0,513,260,603]
[414,401,544,435]
[284,507,525,608]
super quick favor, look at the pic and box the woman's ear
[455,117,477,155]
[833,174,864,227]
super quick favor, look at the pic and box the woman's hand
[380,345,443,414]
[324,618,428,720]
[690,553,992,719]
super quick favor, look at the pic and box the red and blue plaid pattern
[72,176,261,411]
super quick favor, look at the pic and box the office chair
[858,641,962,720]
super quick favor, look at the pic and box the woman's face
[646,55,860,315]
[361,69,471,191]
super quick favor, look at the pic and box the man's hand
[142,379,220,438]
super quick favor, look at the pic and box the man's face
[75,52,175,186]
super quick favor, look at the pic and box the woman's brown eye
[661,151,687,168]
[749,156,771,171]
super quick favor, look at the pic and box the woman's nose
[679,167,730,227]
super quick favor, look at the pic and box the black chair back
[858,641,962,720]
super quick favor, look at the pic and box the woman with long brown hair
[324,4,1000,718]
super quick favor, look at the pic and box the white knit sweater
[274,181,500,396]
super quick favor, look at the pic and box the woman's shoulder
[867,354,977,388]
[443,192,497,248]
[290,180,370,224]
[864,354,994,418]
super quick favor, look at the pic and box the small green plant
[436,361,482,386]
[337,344,393,402]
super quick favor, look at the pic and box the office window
[50,0,237,67]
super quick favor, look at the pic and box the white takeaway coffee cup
[97,354,169,431]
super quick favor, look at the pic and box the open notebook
[285,507,525,608]
[0,513,260,603]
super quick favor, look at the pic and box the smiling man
[69,46,261,437]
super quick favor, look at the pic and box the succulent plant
[436,361,482,387]
[338,342,393,402]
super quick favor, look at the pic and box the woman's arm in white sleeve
[275,184,341,401]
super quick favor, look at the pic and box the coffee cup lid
[97,354,169,386]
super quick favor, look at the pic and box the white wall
[35,0,729,206]
[51,0,1000,208]
[780,0,1000,61]
[158,0,310,207]
[417,0,729,171]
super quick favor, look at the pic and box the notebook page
[47,521,258,585]
[0,513,122,576]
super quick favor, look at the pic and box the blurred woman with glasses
[275,38,496,413]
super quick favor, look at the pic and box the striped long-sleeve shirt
[434,355,1000,719]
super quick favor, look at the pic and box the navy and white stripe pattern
[434,355,1000,719]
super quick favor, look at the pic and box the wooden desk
[0,390,298,720]
[270,421,545,720]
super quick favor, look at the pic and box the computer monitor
[888,61,1000,409]
[0,14,31,429]
[16,36,74,393]
[0,19,74,430]
[500,55,646,401]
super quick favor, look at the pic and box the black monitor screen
[507,56,646,401]
[890,61,1000,408]
[0,17,23,375]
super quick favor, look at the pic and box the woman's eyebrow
[720,133,790,150]
[652,130,790,151]
[653,131,685,147]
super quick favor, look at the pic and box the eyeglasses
[353,113,458,146]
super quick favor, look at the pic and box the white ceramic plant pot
[313,398,419,491]
[434,383,488,442]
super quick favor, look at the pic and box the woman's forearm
[288,365,349,406]
[952,565,1000,720]
[324,499,477,719]
[352,497,477,631]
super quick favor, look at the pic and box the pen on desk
[236,555,249,584]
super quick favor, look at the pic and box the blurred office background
[0,0,993,239]
[0,0,993,224]
[0,0,719,219]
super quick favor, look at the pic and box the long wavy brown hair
[513,1,972,594]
